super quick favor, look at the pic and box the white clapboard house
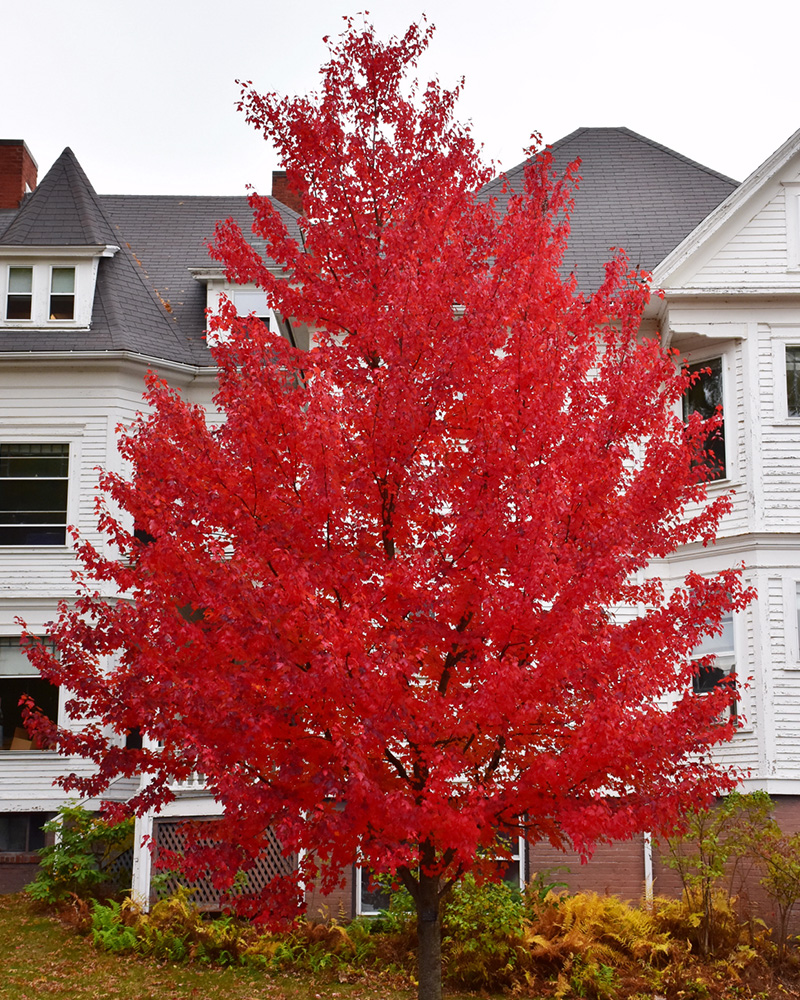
[0,127,798,914]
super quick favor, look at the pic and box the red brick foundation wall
[652,795,800,936]
[527,835,647,902]
[0,855,40,894]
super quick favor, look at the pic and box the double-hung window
[6,267,32,320]
[683,357,726,479]
[49,267,75,320]
[356,867,391,916]
[785,346,800,417]
[0,443,69,546]
[3,265,78,325]
[691,614,736,715]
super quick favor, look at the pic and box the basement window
[0,812,53,853]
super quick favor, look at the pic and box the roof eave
[0,244,119,258]
[653,126,800,287]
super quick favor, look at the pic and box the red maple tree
[26,21,750,1000]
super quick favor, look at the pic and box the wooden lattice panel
[152,819,297,911]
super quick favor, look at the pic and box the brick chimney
[271,170,303,215]
[0,140,37,210]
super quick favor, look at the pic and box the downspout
[131,811,154,911]
[643,831,654,906]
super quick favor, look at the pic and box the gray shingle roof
[0,147,116,246]
[479,127,738,292]
[0,130,736,362]
[100,195,301,354]
[0,149,301,366]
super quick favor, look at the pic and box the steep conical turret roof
[0,147,117,246]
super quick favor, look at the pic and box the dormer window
[0,247,118,330]
[2,262,85,327]
[7,267,32,320]
[49,267,75,320]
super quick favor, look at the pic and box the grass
[0,894,415,1000]
[2,890,798,1000]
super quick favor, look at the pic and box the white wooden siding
[0,358,216,817]
[691,190,799,287]
[0,753,100,811]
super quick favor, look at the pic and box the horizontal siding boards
[773,670,800,771]
[0,364,154,596]
[0,753,97,810]
[693,191,791,286]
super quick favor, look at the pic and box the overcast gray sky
[4,0,798,196]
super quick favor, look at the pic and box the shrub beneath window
[26,804,133,905]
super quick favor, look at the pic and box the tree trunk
[415,870,443,1000]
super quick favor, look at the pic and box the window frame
[355,865,392,916]
[1,261,88,328]
[6,266,33,321]
[772,338,800,422]
[0,635,60,752]
[783,576,800,670]
[690,613,738,719]
[49,266,76,321]
[0,442,70,547]
[682,353,729,482]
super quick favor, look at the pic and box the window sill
[0,544,71,551]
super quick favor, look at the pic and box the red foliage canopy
[26,20,749,920]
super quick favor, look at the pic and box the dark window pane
[0,444,68,546]
[0,676,58,750]
[6,295,32,320]
[0,813,29,851]
[0,455,69,478]
[360,870,391,913]
[0,526,66,545]
[126,727,143,750]
[49,295,74,320]
[692,663,727,694]
[787,347,800,417]
[0,812,52,852]
[683,358,725,478]
[0,480,68,518]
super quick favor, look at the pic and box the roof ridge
[613,127,739,187]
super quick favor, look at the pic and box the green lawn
[0,894,414,1000]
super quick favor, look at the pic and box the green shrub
[91,898,139,953]
[662,791,775,955]
[441,874,525,987]
[26,804,133,905]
